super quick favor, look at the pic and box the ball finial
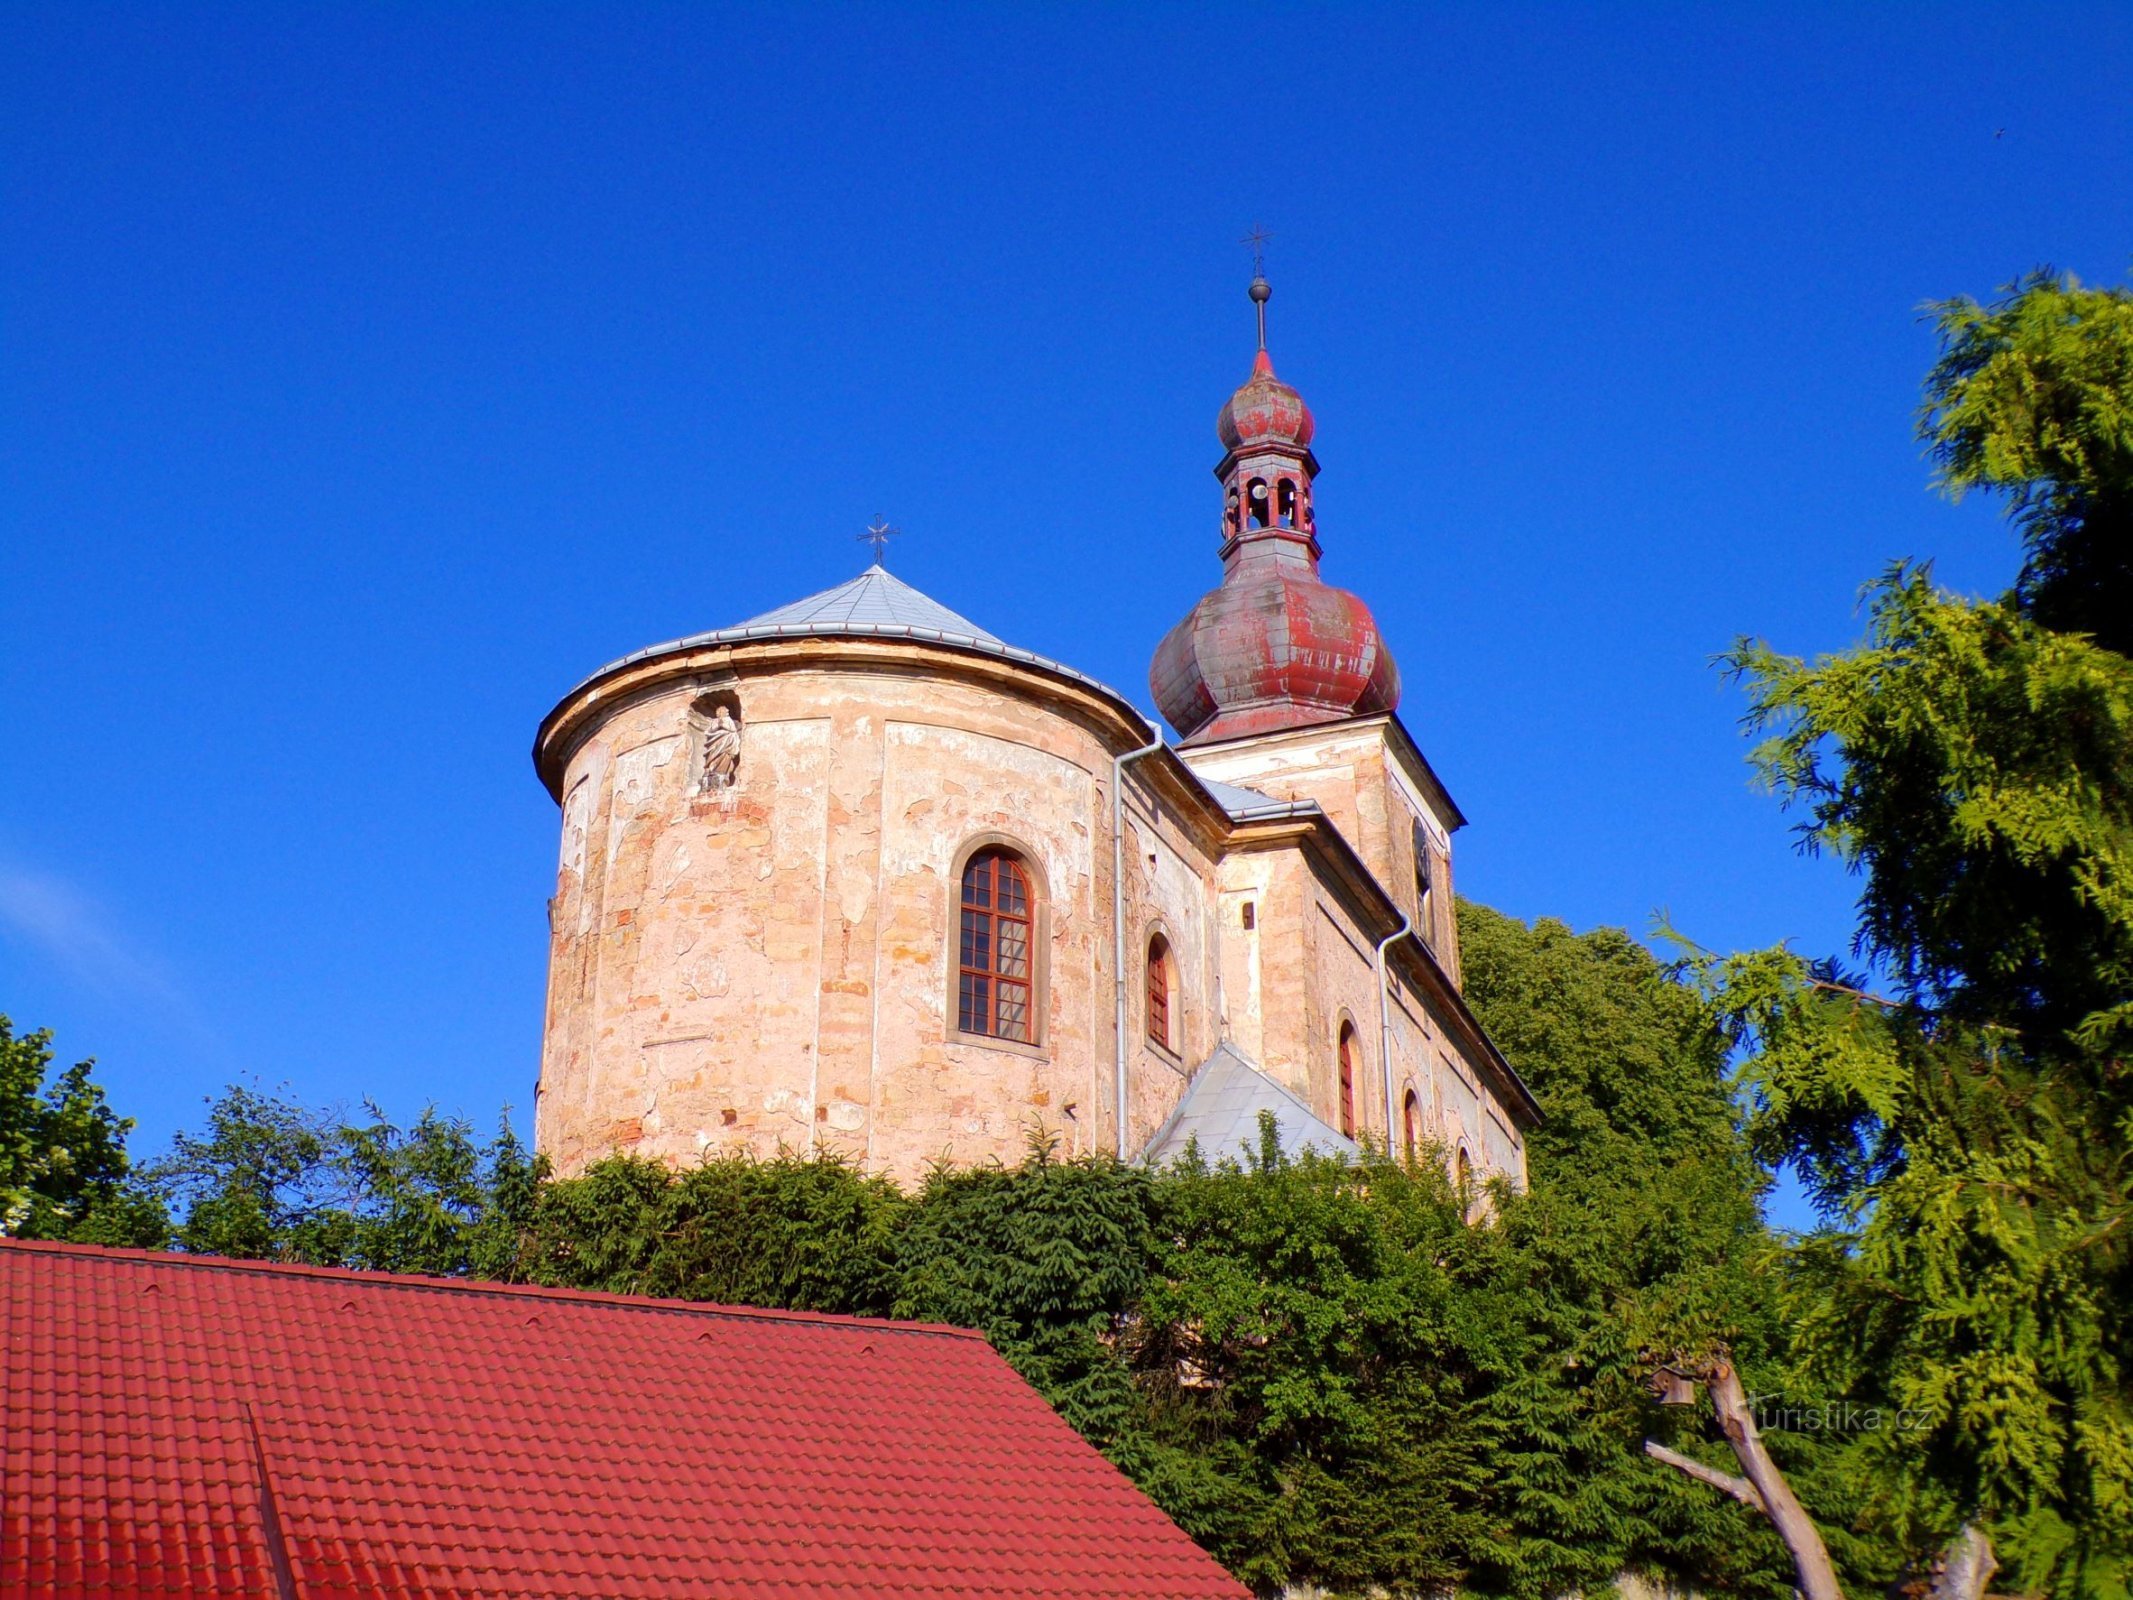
[1248,276,1272,305]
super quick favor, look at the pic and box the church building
[531,281,1539,1186]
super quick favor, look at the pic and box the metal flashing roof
[1190,774,1320,822]
[1139,1042,1358,1169]
[562,565,1121,705]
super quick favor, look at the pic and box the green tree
[148,1083,346,1259]
[501,1146,906,1314]
[1683,270,2133,1599]
[896,1137,1155,1440]
[148,1083,537,1274]
[0,1015,163,1244]
[1128,1136,1487,1597]
[1922,270,2133,655]
[1457,905,1885,1600]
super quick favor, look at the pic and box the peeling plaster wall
[536,705,835,1172]
[1120,789,1217,1149]
[535,651,1224,1183]
[1186,720,1523,1188]
[1182,720,1460,967]
[535,649,1524,1191]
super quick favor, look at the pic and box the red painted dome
[1152,332,1398,746]
[1216,349,1315,453]
[1151,560,1399,744]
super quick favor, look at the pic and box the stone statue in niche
[699,704,742,790]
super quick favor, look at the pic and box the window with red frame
[1337,1024,1359,1137]
[1402,1089,1421,1160]
[1145,935,1172,1050]
[958,849,1034,1043]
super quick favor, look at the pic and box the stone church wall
[535,641,1227,1180]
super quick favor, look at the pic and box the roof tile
[3,1241,1247,1600]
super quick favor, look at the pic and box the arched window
[1246,478,1270,529]
[1455,1145,1474,1191]
[959,848,1034,1043]
[1402,1089,1421,1161]
[1337,1023,1359,1138]
[1412,819,1435,939]
[1145,934,1172,1051]
[1276,478,1297,527]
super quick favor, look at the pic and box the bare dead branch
[1644,1440,1767,1512]
[1707,1362,1846,1600]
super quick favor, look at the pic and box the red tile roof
[2,1240,1248,1600]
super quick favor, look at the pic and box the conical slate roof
[564,566,1115,702]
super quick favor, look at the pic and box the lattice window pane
[997,865,1027,916]
[1146,945,1169,1049]
[956,849,1038,1044]
[996,981,1029,1043]
[996,918,1029,981]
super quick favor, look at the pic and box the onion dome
[1151,560,1399,743]
[1150,283,1399,745]
[1216,349,1316,453]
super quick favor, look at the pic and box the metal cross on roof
[1240,225,1274,349]
[859,517,900,566]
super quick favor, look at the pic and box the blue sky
[3,5,2128,1224]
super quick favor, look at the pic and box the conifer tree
[1681,270,2133,1600]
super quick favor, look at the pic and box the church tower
[1150,273,1400,744]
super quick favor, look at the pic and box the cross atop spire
[858,516,900,567]
[1240,224,1274,351]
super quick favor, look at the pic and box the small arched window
[1337,1023,1359,1138]
[959,848,1034,1043]
[1412,819,1435,938]
[1402,1089,1421,1161]
[1276,478,1297,527]
[1455,1145,1474,1191]
[1145,935,1173,1051]
[1246,478,1271,529]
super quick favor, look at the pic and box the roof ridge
[733,564,1005,643]
[0,1238,982,1340]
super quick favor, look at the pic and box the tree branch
[1644,1440,1767,1512]
[1706,1361,1846,1600]
[1808,977,1899,1009]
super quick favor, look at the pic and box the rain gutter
[1112,726,1166,1159]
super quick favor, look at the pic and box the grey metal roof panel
[559,565,1122,705]
[737,566,1007,641]
[1191,775,1317,821]
[1139,1042,1357,1168]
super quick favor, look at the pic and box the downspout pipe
[1376,916,1412,1153]
[1113,725,1166,1159]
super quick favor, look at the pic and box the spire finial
[1240,224,1273,351]
[859,516,899,567]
